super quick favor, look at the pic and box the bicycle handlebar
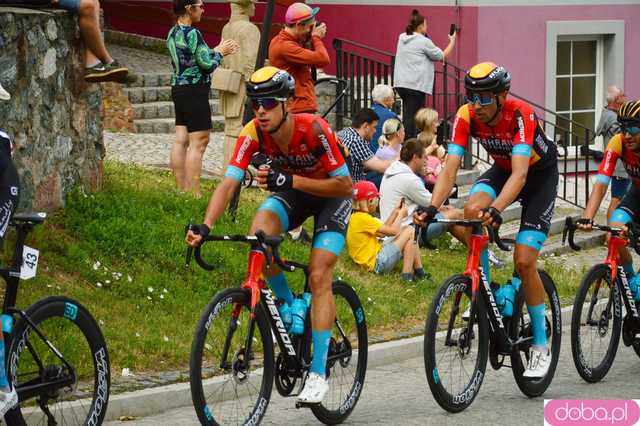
[185,226,305,273]
[413,218,514,252]
[562,216,640,254]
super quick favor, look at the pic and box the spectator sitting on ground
[39,0,131,82]
[415,107,446,161]
[346,180,426,282]
[379,138,465,246]
[366,118,404,189]
[338,108,394,182]
[370,84,399,152]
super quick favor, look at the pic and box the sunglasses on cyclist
[251,98,281,111]
[622,126,640,136]
[465,93,495,106]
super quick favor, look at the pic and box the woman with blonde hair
[415,107,446,160]
[375,118,404,160]
[366,118,403,188]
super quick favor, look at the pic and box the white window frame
[555,35,603,154]
[545,20,625,157]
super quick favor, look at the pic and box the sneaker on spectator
[488,250,505,269]
[0,83,9,101]
[85,60,129,83]
[289,227,312,244]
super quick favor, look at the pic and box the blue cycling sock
[527,303,547,350]
[480,249,491,283]
[0,340,8,388]
[623,262,635,278]
[310,329,332,377]
[267,273,294,306]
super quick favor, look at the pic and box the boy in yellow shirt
[346,180,426,281]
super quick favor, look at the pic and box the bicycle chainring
[274,353,297,396]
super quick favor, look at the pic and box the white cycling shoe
[0,83,10,101]
[523,347,551,378]
[0,387,18,418]
[297,373,328,404]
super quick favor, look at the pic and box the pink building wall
[476,4,640,106]
[106,2,639,107]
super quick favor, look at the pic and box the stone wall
[0,8,104,211]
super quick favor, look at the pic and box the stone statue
[220,0,260,167]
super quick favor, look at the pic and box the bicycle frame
[461,227,515,353]
[602,235,640,319]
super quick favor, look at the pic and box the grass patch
[9,161,583,375]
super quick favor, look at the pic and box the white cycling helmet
[0,83,10,101]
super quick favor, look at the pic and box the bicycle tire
[310,280,367,425]
[510,269,562,396]
[424,274,489,413]
[570,264,621,383]
[190,287,274,426]
[5,296,110,426]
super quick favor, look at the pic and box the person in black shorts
[0,82,19,416]
[167,0,239,197]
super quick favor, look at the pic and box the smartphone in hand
[449,24,456,36]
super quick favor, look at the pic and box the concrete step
[127,72,173,88]
[132,100,220,120]
[540,230,606,258]
[124,86,219,104]
[133,116,225,134]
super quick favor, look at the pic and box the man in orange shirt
[268,2,330,114]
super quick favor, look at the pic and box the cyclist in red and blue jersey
[185,66,352,404]
[579,100,640,295]
[417,62,558,378]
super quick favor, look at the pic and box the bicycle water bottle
[495,282,516,317]
[290,292,312,335]
[278,303,293,331]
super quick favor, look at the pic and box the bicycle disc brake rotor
[457,327,474,358]
[597,309,611,337]
[232,348,250,384]
[42,365,75,400]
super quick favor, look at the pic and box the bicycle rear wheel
[510,269,562,396]
[570,264,621,383]
[6,296,110,426]
[190,287,274,426]
[310,280,367,425]
[424,274,488,413]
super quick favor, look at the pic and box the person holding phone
[393,9,456,138]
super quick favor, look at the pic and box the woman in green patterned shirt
[168,0,238,196]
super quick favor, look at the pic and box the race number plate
[20,245,39,280]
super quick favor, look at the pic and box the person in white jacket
[393,9,456,138]
[380,139,505,267]
[380,138,463,240]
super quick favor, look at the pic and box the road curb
[102,304,575,421]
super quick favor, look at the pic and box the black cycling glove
[266,169,293,192]
[416,205,439,220]
[190,223,210,238]
[481,207,503,227]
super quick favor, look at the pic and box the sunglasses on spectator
[465,93,495,106]
[189,3,204,9]
[622,127,640,136]
[252,98,281,111]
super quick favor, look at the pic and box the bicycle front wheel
[311,280,367,425]
[190,287,274,426]
[6,296,110,426]
[510,269,562,396]
[424,274,488,413]
[571,264,621,383]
